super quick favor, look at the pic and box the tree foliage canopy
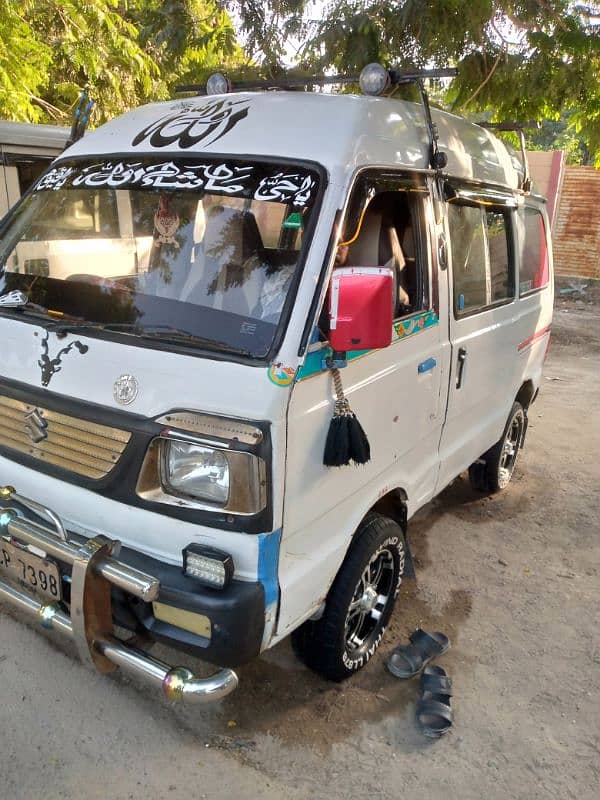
[226,1,600,165]
[0,0,241,125]
[0,1,598,165]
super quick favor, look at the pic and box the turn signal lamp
[183,544,234,589]
[359,63,390,96]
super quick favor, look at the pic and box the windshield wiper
[0,296,67,327]
[47,320,252,357]
[0,291,88,330]
[0,295,253,356]
[137,325,252,356]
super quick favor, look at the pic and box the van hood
[0,316,293,422]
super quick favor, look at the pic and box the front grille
[0,394,131,479]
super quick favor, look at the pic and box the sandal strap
[421,672,453,696]
[416,698,454,726]
[387,644,424,674]
[409,628,448,656]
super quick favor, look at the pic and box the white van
[0,67,553,703]
[0,120,70,219]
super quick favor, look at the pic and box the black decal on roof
[131,98,250,149]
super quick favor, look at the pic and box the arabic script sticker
[113,374,139,405]
[268,364,296,387]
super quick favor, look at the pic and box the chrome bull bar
[0,486,238,703]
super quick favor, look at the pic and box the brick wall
[552,166,600,280]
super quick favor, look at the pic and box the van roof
[62,92,524,192]
[0,120,70,152]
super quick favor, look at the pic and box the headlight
[163,441,230,505]
[137,434,267,515]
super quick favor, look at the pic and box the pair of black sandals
[386,628,453,738]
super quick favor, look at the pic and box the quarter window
[449,203,514,316]
[517,207,549,295]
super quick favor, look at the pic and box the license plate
[0,539,62,602]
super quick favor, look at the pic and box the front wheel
[469,401,526,493]
[292,513,405,682]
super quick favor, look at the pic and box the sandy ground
[1,301,598,800]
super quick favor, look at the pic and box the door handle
[456,347,467,389]
[418,357,437,374]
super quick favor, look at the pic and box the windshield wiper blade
[0,291,85,329]
[47,320,252,356]
[138,325,252,356]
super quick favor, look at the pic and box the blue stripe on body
[257,529,282,608]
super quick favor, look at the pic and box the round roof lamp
[206,73,231,95]
[359,63,390,96]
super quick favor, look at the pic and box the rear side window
[449,204,514,316]
[517,207,549,295]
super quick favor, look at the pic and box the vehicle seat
[180,205,264,315]
[347,206,411,316]
[347,209,382,267]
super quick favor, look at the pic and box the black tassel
[347,411,371,464]
[323,369,371,467]
[324,402,352,466]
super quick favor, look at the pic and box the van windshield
[0,156,321,359]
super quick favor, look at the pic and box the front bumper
[0,486,251,704]
[111,546,265,669]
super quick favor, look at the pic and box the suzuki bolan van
[0,66,553,703]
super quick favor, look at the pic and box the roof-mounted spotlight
[359,63,390,96]
[206,73,231,95]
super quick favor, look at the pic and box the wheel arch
[516,379,536,410]
[358,487,415,578]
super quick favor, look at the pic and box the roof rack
[176,66,458,173]
[176,67,457,96]
[478,120,541,193]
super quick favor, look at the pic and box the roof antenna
[394,73,451,172]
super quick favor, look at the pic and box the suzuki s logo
[24,408,48,444]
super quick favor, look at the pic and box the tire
[291,513,405,682]
[468,401,526,493]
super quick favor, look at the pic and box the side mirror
[328,267,394,352]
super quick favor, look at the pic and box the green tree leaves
[225,0,600,165]
[1,1,598,165]
[0,0,241,125]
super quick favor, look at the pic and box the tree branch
[535,0,570,33]
[461,49,504,108]
[28,94,65,120]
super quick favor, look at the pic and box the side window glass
[486,208,513,304]
[449,204,514,316]
[340,187,429,321]
[448,204,487,315]
[518,207,549,294]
